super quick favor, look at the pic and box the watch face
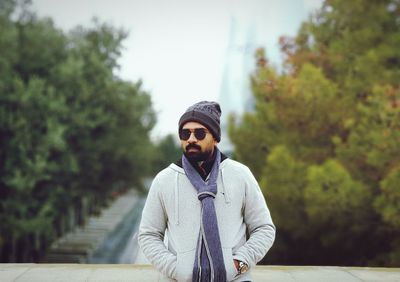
[242,264,249,273]
[239,261,249,273]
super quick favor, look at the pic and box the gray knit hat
[178,101,222,142]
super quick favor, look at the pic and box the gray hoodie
[138,158,276,281]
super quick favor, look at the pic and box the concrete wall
[1,264,400,282]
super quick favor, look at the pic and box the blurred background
[0,0,399,267]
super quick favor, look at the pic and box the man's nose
[187,132,197,142]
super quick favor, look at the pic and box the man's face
[180,121,217,162]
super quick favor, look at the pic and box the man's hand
[233,259,240,271]
[233,259,249,274]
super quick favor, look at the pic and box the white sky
[33,0,323,139]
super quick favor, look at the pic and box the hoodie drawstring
[174,172,180,225]
[220,169,231,204]
[174,168,230,225]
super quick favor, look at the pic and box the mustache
[186,144,201,151]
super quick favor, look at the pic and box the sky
[32,0,323,139]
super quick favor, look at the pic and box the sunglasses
[179,128,209,141]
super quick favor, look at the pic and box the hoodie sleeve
[138,175,177,278]
[233,166,276,267]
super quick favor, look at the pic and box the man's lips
[186,145,201,153]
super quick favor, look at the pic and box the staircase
[43,190,144,263]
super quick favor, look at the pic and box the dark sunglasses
[179,128,209,141]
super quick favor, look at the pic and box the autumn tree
[230,0,400,266]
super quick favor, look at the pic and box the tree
[0,1,156,262]
[230,0,400,266]
[151,134,182,174]
[304,159,374,265]
[259,146,308,264]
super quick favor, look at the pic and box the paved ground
[1,264,399,282]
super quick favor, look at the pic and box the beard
[184,144,213,162]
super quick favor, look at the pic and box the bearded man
[138,101,275,282]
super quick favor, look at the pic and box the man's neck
[189,149,217,180]
[174,148,228,180]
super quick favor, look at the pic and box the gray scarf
[182,149,227,282]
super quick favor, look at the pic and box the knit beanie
[178,101,222,142]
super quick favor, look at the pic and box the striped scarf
[182,150,227,282]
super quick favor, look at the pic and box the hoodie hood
[168,160,232,226]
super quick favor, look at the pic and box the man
[138,101,275,281]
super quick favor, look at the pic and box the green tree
[373,165,400,266]
[375,166,400,229]
[151,134,182,174]
[0,0,156,262]
[304,160,375,265]
[261,146,307,236]
[230,0,400,266]
[259,146,308,263]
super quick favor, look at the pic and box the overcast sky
[33,0,323,139]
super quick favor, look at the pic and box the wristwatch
[238,261,249,274]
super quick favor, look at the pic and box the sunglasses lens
[194,128,206,140]
[179,129,191,140]
[179,128,208,140]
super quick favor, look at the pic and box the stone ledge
[1,264,400,282]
